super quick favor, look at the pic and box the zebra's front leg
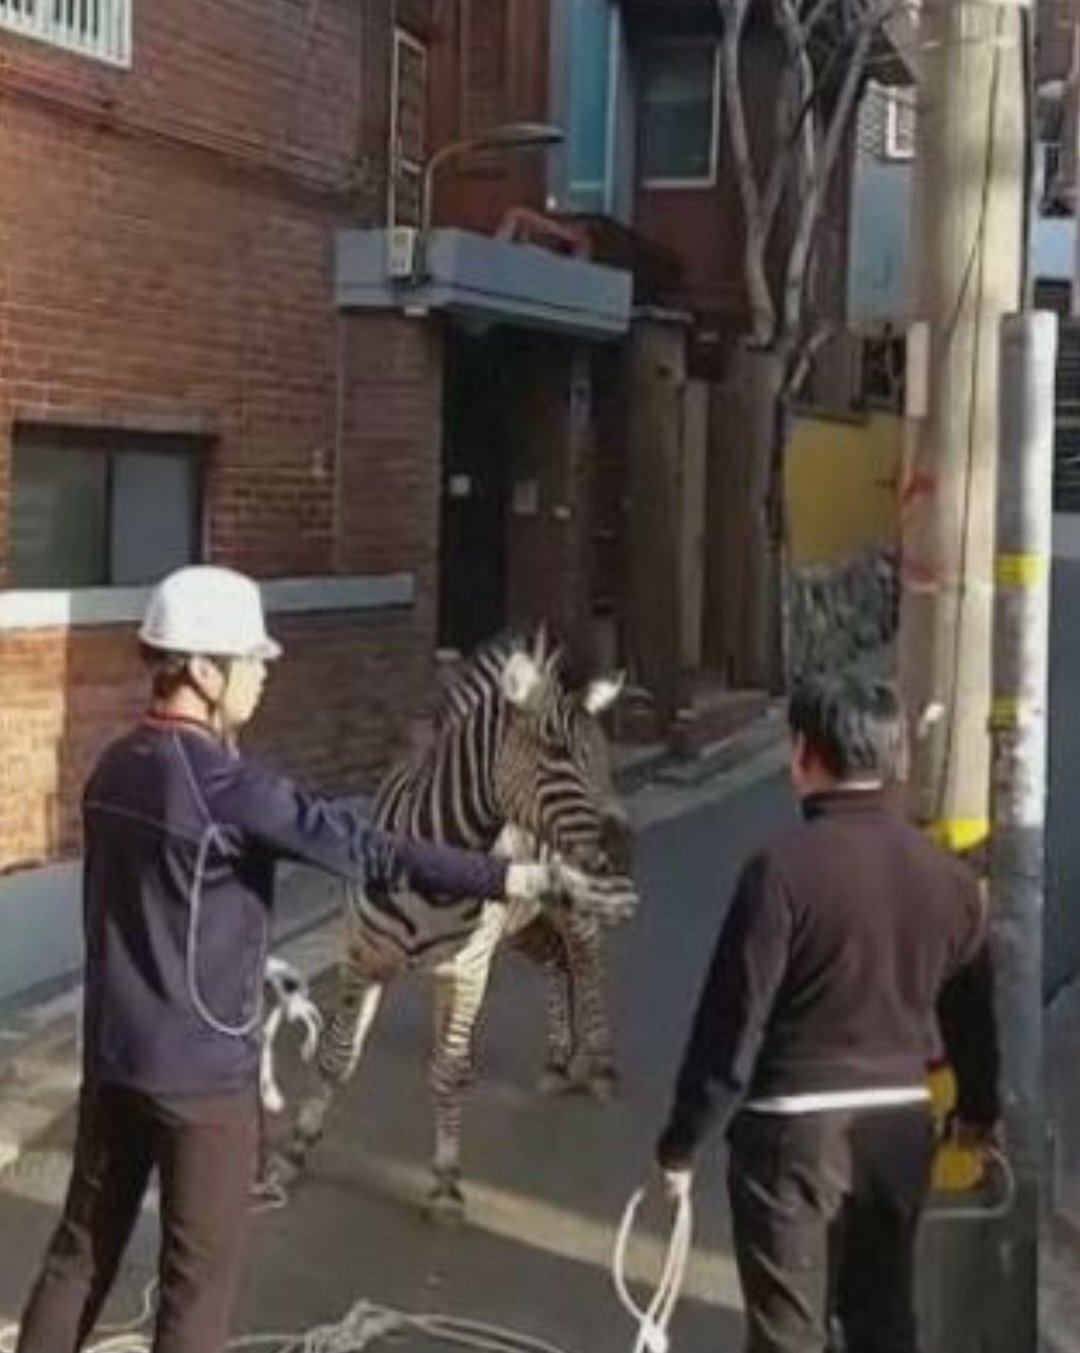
[538,944,577,1096]
[508,915,576,1095]
[559,912,619,1100]
[268,963,384,1194]
[426,936,496,1224]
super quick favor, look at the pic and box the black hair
[140,644,228,700]
[788,673,904,782]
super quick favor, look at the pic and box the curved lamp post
[419,122,566,237]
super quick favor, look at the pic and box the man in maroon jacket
[656,674,1000,1353]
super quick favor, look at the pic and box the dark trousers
[727,1105,936,1353]
[17,1083,259,1353]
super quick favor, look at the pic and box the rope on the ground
[0,1182,690,1353]
[611,1182,692,1353]
[1,1291,578,1353]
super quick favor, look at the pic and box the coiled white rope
[0,1288,577,1353]
[611,1180,693,1353]
[259,959,323,1116]
[0,1181,690,1353]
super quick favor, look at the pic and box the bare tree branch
[715,0,776,344]
[782,3,886,338]
[769,0,819,234]
[784,322,837,398]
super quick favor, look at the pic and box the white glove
[660,1168,693,1205]
[505,861,638,925]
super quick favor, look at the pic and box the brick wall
[0,610,433,874]
[0,1,444,871]
[426,0,552,233]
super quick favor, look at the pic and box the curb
[653,706,787,787]
[611,707,787,797]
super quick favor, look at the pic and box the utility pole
[899,0,1028,1347]
[987,310,1056,1353]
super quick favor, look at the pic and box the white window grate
[884,86,916,161]
[0,0,132,68]
[388,27,427,228]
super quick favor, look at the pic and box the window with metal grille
[9,427,202,588]
[0,0,132,67]
[883,86,916,161]
[862,333,906,412]
[1054,322,1080,512]
[389,28,427,228]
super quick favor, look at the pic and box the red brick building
[0,0,459,1000]
[0,0,641,1004]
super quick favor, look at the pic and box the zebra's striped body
[271,629,634,1216]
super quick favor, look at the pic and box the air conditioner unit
[387,226,418,279]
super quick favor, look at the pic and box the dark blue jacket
[80,717,509,1096]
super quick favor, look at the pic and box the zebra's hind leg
[266,967,384,1196]
[426,936,496,1225]
[559,912,619,1100]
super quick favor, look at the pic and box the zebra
[267,626,637,1219]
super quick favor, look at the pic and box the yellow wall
[786,411,902,565]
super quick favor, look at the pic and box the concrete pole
[899,2,1027,1349]
[985,311,1057,1353]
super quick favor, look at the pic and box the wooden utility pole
[900,0,1028,1349]
[901,0,1026,853]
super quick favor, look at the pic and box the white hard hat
[139,566,282,661]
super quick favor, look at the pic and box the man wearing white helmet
[16,565,625,1353]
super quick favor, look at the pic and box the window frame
[638,36,722,192]
[388,26,428,229]
[0,0,133,69]
[566,0,623,213]
[883,85,916,163]
[9,425,205,591]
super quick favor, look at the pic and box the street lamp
[419,122,566,236]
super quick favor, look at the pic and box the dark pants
[17,1083,259,1353]
[727,1105,936,1353]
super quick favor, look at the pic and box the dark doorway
[438,330,512,652]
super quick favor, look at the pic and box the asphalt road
[0,769,794,1353]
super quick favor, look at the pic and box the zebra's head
[495,628,634,880]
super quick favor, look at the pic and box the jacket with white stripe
[657,789,999,1169]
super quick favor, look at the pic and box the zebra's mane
[431,628,564,733]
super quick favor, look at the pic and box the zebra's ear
[583,671,626,716]
[502,651,547,710]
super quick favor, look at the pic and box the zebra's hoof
[264,1150,302,1190]
[538,1065,574,1097]
[250,1173,290,1212]
[569,1056,620,1101]
[584,1070,620,1103]
[425,1175,467,1226]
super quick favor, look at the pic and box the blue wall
[567,0,614,212]
[848,158,912,323]
[848,148,1075,325]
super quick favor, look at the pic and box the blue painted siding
[848,158,912,323]
[567,0,614,213]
